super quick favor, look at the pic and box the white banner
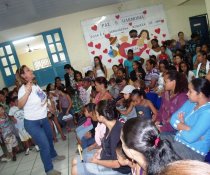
[81,4,170,68]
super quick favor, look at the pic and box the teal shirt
[124,56,140,74]
[170,100,210,156]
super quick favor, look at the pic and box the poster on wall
[81,4,170,68]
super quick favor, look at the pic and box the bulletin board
[81,4,170,68]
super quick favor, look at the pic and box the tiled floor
[0,132,77,175]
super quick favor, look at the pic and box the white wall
[0,0,207,88]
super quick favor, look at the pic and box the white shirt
[18,84,47,120]
[188,71,195,82]
[9,106,24,130]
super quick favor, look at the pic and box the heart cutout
[146,49,150,55]
[155,28,160,34]
[91,51,95,55]
[99,55,102,60]
[88,42,93,47]
[91,25,97,31]
[95,43,101,49]
[162,34,166,37]
[143,10,147,14]
[115,15,120,19]
[108,59,112,63]
[103,49,108,54]
[118,58,124,64]
[105,33,111,39]
[154,36,157,39]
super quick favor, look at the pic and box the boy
[9,97,32,155]
[0,104,18,161]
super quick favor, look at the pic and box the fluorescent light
[13,37,35,45]
[95,16,106,25]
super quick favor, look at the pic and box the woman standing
[16,65,65,175]
[93,56,107,78]
[195,51,210,78]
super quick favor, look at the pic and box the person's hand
[178,112,185,123]
[155,121,160,126]
[89,155,98,164]
[84,131,92,139]
[25,82,32,95]
[87,145,93,152]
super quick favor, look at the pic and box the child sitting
[131,89,157,121]
[76,103,97,149]
[0,105,18,161]
[117,85,137,123]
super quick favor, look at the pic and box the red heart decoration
[161,40,165,44]
[155,28,160,34]
[162,34,166,37]
[99,55,102,60]
[118,58,124,64]
[103,49,108,54]
[161,19,164,23]
[118,39,146,58]
[91,51,95,55]
[154,36,157,39]
[108,59,112,63]
[143,10,147,14]
[105,33,111,39]
[88,42,93,47]
[91,25,97,31]
[146,49,150,55]
[95,43,101,49]
[115,15,120,19]
[129,22,132,26]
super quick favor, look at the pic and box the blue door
[0,42,20,87]
[42,28,70,81]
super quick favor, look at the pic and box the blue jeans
[24,117,57,172]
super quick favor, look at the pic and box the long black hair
[191,78,210,98]
[94,56,105,74]
[165,70,188,94]
[96,100,118,121]
[122,118,180,175]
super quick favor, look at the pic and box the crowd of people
[0,30,210,175]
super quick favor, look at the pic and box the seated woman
[169,78,210,161]
[121,118,180,175]
[155,70,188,134]
[72,100,130,175]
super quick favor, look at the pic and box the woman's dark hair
[95,77,108,89]
[74,71,83,82]
[147,59,156,68]
[97,100,118,121]
[64,64,75,72]
[85,70,93,77]
[131,89,146,99]
[46,83,53,93]
[122,118,180,175]
[159,60,169,70]
[165,70,188,94]
[191,78,210,98]
[94,56,105,74]
[178,31,184,37]
[84,103,96,113]
[179,61,190,76]
[118,68,126,74]
[197,50,207,58]
[112,65,118,69]
[55,76,61,82]
[139,29,150,40]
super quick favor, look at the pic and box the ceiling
[0,0,192,31]
[0,0,129,31]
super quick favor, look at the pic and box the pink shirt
[83,117,92,127]
[95,123,106,146]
